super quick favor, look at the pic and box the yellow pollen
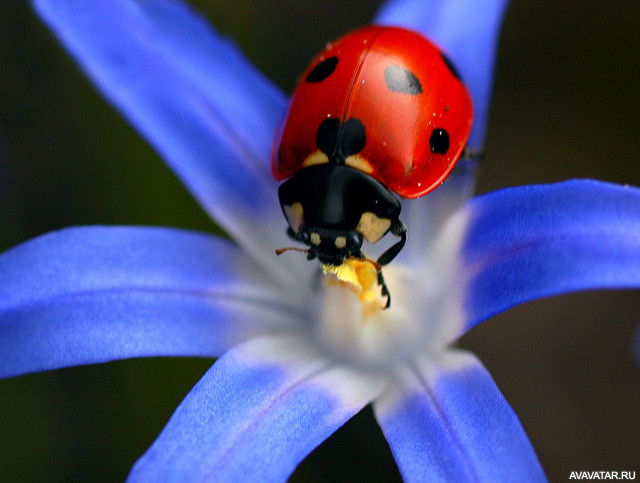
[322,258,387,315]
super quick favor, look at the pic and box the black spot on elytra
[430,128,449,155]
[316,118,340,158]
[384,65,422,94]
[306,57,338,83]
[316,118,366,164]
[440,52,461,81]
[340,118,366,158]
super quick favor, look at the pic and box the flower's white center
[309,256,462,373]
[287,198,470,374]
[321,259,386,315]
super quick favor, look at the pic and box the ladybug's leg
[353,248,391,308]
[370,219,406,309]
[377,271,391,309]
[376,219,407,267]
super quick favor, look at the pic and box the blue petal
[32,0,305,283]
[375,0,510,149]
[397,164,477,267]
[460,180,640,332]
[128,334,383,481]
[374,352,545,481]
[0,227,300,378]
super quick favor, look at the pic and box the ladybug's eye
[440,52,462,81]
[306,56,338,83]
[384,65,422,95]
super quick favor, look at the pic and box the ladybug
[272,26,473,305]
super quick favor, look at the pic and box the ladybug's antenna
[275,246,310,256]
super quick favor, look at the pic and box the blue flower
[1,0,639,480]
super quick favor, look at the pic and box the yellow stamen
[322,258,386,313]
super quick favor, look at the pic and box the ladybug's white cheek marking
[310,232,321,246]
[357,212,391,243]
[283,202,304,233]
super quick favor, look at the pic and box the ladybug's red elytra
[272,26,473,306]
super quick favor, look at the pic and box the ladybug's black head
[277,164,402,267]
[277,164,407,310]
[298,224,363,266]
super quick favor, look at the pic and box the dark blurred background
[1,0,639,481]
